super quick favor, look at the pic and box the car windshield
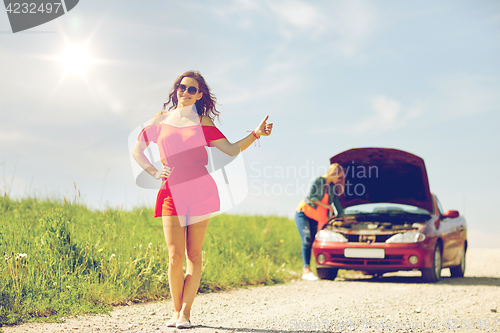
[344,203,431,216]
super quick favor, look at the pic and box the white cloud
[427,74,500,120]
[267,0,378,57]
[347,95,421,134]
[372,95,400,126]
[325,0,378,57]
[220,71,300,106]
[0,130,24,142]
[204,53,305,107]
[207,0,378,58]
[207,0,262,29]
[338,74,500,136]
[268,0,325,35]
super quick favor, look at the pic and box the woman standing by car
[295,163,345,280]
[132,71,273,328]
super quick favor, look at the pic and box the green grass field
[0,195,304,327]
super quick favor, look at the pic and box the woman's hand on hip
[254,115,273,138]
[154,165,172,180]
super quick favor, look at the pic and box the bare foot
[178,312,190,323]
[170,311,180,322]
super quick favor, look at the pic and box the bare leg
[162,215,187,322]
[178,216,210,322]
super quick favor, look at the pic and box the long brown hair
[163,71,220,120]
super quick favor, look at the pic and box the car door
[436,196,461,266]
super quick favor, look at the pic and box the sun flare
[59,44,94,75]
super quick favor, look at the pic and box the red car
[313,148,467,282]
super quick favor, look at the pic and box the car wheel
[450,246,466,277]
[421,243,442,283]
[316,268,338,280]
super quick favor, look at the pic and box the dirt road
[3,248,500,333]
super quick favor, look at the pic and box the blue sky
[1,0,499,247]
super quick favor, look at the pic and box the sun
[41,24,110,103]
[59,44,95,75]
[42,41,100,102]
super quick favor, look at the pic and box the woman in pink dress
[132,71,273,328]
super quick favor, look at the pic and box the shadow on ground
[197,325,324,333]
[337,275,500,286]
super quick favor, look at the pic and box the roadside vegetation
[0,195,303,327]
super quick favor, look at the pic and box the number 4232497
[440,318,498,330]
[6,2,63,14]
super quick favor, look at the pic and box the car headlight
[315,230,348,242]
[386,231,426,243]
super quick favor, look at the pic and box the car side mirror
[442,210,459,218]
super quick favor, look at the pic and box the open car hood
[330,148,434,213]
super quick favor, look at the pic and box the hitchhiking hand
[255,115,273,137]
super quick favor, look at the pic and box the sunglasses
[178,84,198,95]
